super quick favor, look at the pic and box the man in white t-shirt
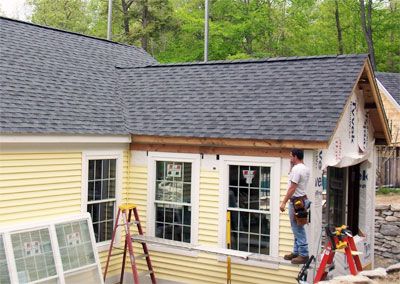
[280,148,310,264]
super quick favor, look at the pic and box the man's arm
[280,182,298,212]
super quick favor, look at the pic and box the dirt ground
[375,193,400,205]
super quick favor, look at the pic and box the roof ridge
[0,16,147,54]
[116,54,368,69]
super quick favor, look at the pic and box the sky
[0,0,30,21]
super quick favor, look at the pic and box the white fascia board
[0,134,131,144]
[377,79,400,111]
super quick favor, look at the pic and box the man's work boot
[283,253,298,260]
[291,255,309,264]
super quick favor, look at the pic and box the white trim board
[0,134,131,144]
[377,79,400,110]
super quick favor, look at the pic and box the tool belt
[291,195,309,226]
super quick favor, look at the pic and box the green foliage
[376,187,400,195]
[27,0,400,72]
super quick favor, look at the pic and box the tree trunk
[141,0,149,51]
[335,0,344,54]
[359,0,376,70]
[121,0,135,36]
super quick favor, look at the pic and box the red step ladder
[314,226,362,283]
[104,204,156,284]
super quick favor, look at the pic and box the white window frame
[82,151,123,251]
[147,152,200,256]
[218,155,281,269]
[0,213,103,284]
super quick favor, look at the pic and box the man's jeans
[289,201,309,257]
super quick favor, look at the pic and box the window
[0,214,103,284]
[85,158,118,243]
[228,165,271,254]
[147,152,200,247]
[0,235,11,284]
[220,156,280,260]
[155,161,192,243]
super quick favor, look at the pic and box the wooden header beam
[131,135,327,156]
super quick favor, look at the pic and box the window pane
[239,187,248,209]
[260,167,271,189]
[250,166,259,187]
[230,211,238,231]
[183,183,191,203]
[156,161,165,180]
[229,165,239,186]
[101,180,108,199]
[164,224,172,240]
[229,187,238,208]
[88,182,94,201]
[88,160,95,180]
[95,160,102,180]
[94,181,101,200]
[165,207,173,224]
[102,160,110,179]
[183,206,191,225]
[249,234,260,253]
[0,235,10,284]
[249,189,259,210]
[174,207,183,224]
[249,213,260,234]
[156,205,164,222]
[239,211,249,232]
[261,214,270,234]
[239,233,248,252]
[239,166,249,187]
[260,235,270,255]
[109,180,116,199]
[230,232,238,250]
[183,163,191,183]
[109,159,116,178]
[173,225,182,242]
[11,229,57,283]
[183,226,190,243]
[155,222,164,238]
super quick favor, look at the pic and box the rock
[384,236,396,241]
[375,216,385,221]
[376,205,390,210]
[375,211,380,216]
[330,275,373,283]
[386,262,400,273]
[394,212,400,218]
[359,267,387,278]
[392,246,400,254]
[382,252,393,258]
[385,216,398,222]
[380,224,399,236]
[383,210,394,216]
[375,232,384,238]
[391,204,400,211]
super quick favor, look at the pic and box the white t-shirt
[289,163,310,197]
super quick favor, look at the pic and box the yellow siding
[0,152,82,224]
[0,151,131,280]
[128,159,298,284]
[381,88,400,144]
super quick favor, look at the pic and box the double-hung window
[83,152,121,246]
[148,152,199,246]
[228,165,271,254]
[220,156,280,260]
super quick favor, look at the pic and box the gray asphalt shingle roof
[0,17,156,135]
[376,72,400,105]
[1,18,369,142]
[119,55,367,141]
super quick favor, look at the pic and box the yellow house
[0,17,392,284]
